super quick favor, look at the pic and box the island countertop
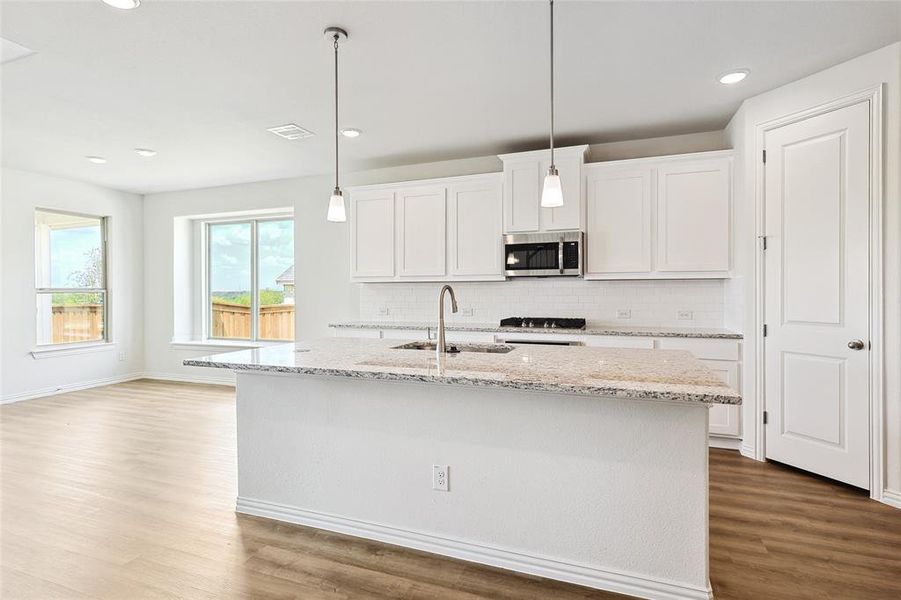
[185,338,741,405]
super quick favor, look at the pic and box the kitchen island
[186,338,740,600]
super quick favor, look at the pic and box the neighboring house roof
[276,265,294,285]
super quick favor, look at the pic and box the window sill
[169,339,289,351]
[30,341,116,360]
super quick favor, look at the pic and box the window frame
[34,208,110,347]
[203,214,294,343]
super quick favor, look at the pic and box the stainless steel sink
[391,341,516,354]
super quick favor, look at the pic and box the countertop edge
[183,358,742,406]
[328,322,743,340]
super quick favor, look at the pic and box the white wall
[726,42,901,497]
[360,279,725,328]
[0,168,145,402]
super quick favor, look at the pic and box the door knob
[848,339,865,350]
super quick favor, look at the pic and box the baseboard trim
[1,372,145,404]
[236,496,713,600]
[880,489,901,510]
[708,436,741,450]
[141,371,235,386]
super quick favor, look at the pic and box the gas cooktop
[500,317,587,330]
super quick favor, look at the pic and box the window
[34,210,108,346]
[207,218,294,341]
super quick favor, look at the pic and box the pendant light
[325,26,348,222]
[540,0,564,209]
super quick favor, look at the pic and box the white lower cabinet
[700,360,741,438]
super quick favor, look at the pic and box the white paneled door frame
[753,85,884,502]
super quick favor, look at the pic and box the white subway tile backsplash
[359,279,726,328]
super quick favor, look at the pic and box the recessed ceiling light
[86,156,107,164]
[718,69,749,85]
[101,0,141,9]
[340,128,362,138]
[134,148,157,157]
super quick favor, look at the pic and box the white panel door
[396,186,447,277]
[503,160,541,233]
[701,360,741,438]
[540,154,583,231]
[764,101,871,489]
[656,158,731,272]
[448,177,503,278]
[351,189,395,278]
[585,167,652,275]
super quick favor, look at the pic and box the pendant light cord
[549,0,555,169]
[333,34,340,191]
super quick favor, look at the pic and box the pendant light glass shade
[541,167,564,208]
[327,188,346,222]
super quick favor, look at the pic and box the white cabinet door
[448,177,503,278]
[540,154,583,231]
[396,186,447,277]
[656,158,731,273]
[503,160,541,233]
[701,360,740,438]
[351,189,395,279]
[585,167,653,275]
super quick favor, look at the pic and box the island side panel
[235,371,711,599]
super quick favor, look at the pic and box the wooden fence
[210,301,295,340]
[52,304,104,343]
[49,302,295,344]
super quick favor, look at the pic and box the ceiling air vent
[267,124,315,140]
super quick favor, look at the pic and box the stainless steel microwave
[503,231,583,277]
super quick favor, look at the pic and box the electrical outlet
[377,306,389,316]
[677,310,694,321]
[432,464,449,491]
[118,352,127,362]
[616,309,631,320]
[460,307,474,317]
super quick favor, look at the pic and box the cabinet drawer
[583,336,654,349]
[655,338,740,361]
[381,329,430,340]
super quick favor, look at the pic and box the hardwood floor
[1,380,899,600]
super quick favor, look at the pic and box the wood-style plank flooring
[2,380,899,599]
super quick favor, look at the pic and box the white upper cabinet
[396,186,447,277]
[584,150,733,280]
[447,175,504,278]
[585,167,653,276]
[349,173,503,282]
[351,189,395,279]
[656,158,731,273]
[499,145,589,233]
[502,159,541,233]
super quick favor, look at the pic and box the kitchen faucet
[436,284,458,358]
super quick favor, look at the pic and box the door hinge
[762,149,767,164]
[763,324,768,337]
[763,411,769,425]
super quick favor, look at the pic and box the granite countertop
[328,321,743,340]
[185,338,741,405]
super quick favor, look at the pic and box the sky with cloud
[209,220,293,293]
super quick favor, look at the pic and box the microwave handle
[558,237,565,274]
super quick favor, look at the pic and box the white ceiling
[2,0,899,194]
